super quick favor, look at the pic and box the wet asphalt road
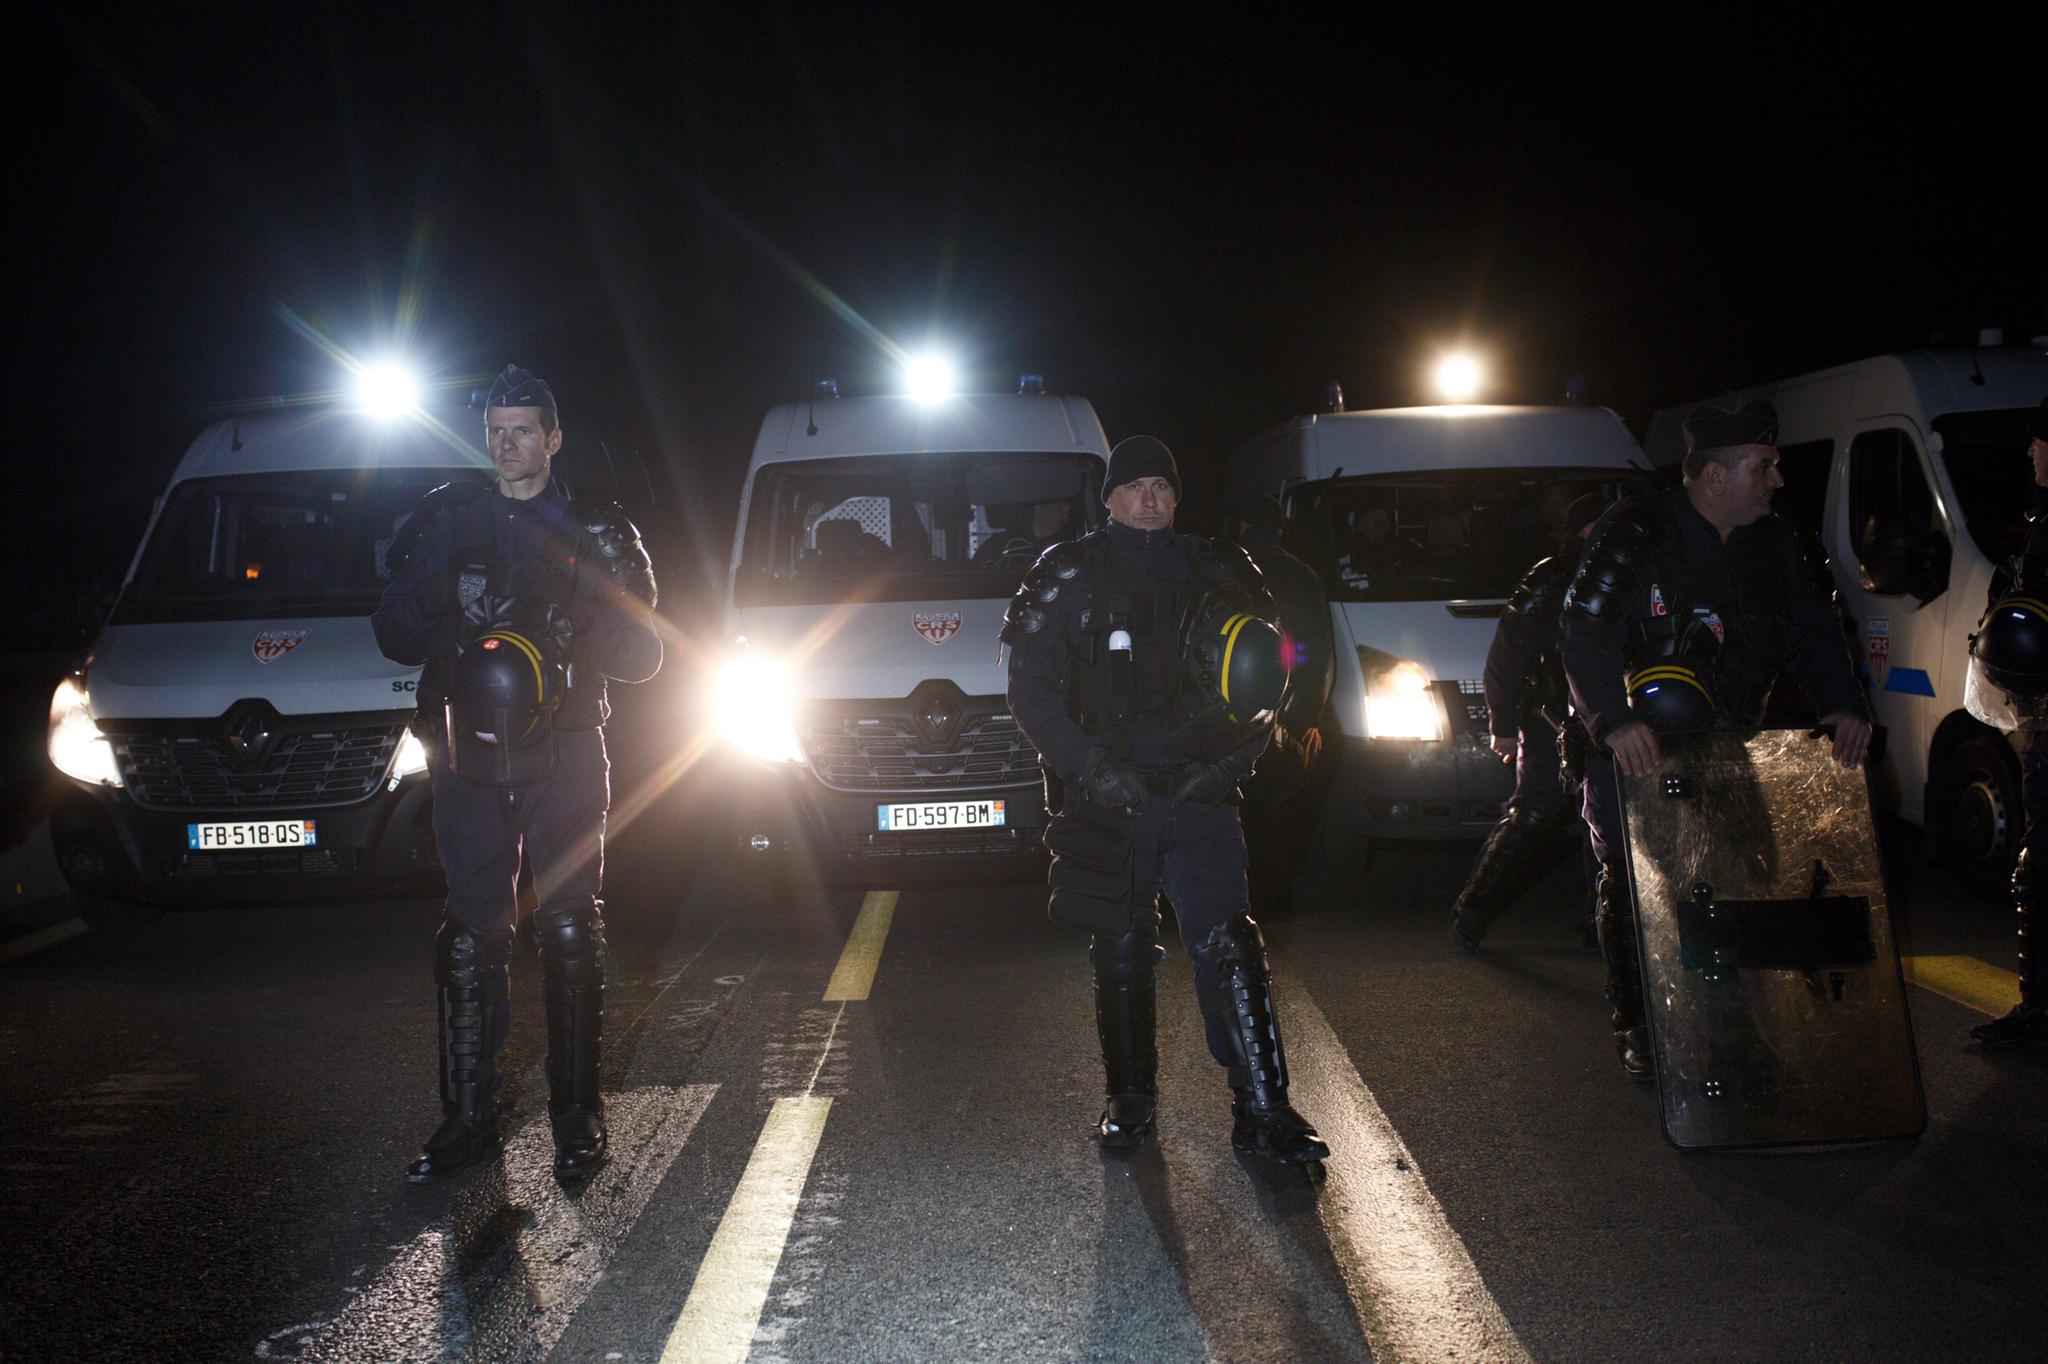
[4,776,2047,1363]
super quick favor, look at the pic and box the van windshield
[114,469,465,624]
[1289,468,1642,602]
[734,452,1103,605]
[1934,408,2036,561]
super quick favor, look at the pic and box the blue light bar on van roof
[1018,373,1045,396]
[814,379,841,399]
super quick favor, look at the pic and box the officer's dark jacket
[371,476,661,730]
[1241,534,1334,733]
[1987,484,2048,606]
[1560,485,1864,743]
[1003,520,1273,782]
[1483,547,1578,743]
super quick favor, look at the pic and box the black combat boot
[1193,916,1329,1164]
[536,904,609,1182]
[1594,860,1653,1082]
[407,924,510,1182]
[1973,848,2048,1046]
[1091,929,1161,1148]
[1450,808,1575,951]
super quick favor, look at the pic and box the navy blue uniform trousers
[1119,794,1253,1072]
[430,727,611,951]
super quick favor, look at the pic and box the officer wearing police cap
[372,365,661,1181]
[1003,434,1328,1162]
[1559,397,1869,1079]
[1965,394,2048,1047]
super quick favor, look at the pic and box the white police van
[711,378,1110,879]
[46,397,494,914]
[1646,343,2048,892]
[1228,404,1648,843]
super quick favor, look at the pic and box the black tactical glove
[1169,755,1251,806]
[1081,749,1148,811]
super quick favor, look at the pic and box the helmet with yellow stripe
[446,626,568,785]
[1966,594,2048,732]
[1182,584,1288,726]
[1626,660,1718,732]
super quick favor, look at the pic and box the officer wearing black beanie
[373,365,663,1183]
[1001,435,1329,1162]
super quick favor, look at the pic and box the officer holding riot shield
[1560,399,1869,1079]
[1451,492,1604,951]
[1004,436,1327,1163]
[372,366,661,1181]
[1962,395,2048,1047]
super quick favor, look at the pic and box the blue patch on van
[1883,667,1934,697]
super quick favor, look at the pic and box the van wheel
[1941,735,2023,897]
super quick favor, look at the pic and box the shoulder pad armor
[1563,498,1665,621]
[577,498,657,608]
[1002,538,1087,646]
[384,478,486,577]
[1507,554,1572,621]
[1191,537,1275,615]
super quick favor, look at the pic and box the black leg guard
[535,901,609,1180]
[1450,808,1575,951]
[1090,929,1161,1148]
[407,922,511,1182]
[1191,915,1329,1163]
[1973,849,2048,1046]
[1594,860,1652,1081]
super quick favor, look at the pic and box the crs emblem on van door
[252,628,310,664]
[913,611,961,646]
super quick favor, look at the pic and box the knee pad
[1190,913,1265,968]
[1090,927,1165,979]
[533,901,607,985]
[434,919,512,988]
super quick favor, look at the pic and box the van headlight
[390,728,429,780]
[1363,656,1448,741]
[711,652,806,765]
[49,676,122,787]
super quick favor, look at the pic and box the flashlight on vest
[1108,627,1135,724]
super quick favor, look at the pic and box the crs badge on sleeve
[1865,617,1890,687]
[252,628,310,664]
[914,611,961,645]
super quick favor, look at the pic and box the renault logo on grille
[908,680,966,748]
[221,699,280,767]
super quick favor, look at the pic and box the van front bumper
[1331,731,1515,840]
[718,754,1049,882]
[49,773,442,907]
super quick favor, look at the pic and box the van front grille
[111,720,404,811]
[800,690,1040,793]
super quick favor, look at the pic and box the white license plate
[876,800,1005,831]
[186,820,317,851]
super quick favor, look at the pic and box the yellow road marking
[1902,954,2021,1018]
[0,918,87,965]
[659,1096,833,1364]
[822,890,897,1001]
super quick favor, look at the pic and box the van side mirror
[1857,515,1950,603]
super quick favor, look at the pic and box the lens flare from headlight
[1433,351,1483,403]
[48,677,121,787]
[712,653,806,764]
[904,353,957,405]
[1365,659,1447,740]
[355,362,421,419]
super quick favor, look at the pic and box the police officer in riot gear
[1965,395,2048,1046]
[372,365,662,1181]
[1005,436,1328,1162]
[1560,399,1869,1079]
[1450,493,1604,951]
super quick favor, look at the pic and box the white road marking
[0,917,87,965]
[294,1083,716,1364]
[1276,960,1533,1364]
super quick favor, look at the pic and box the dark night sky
[13,6,2045,640]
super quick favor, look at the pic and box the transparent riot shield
[1619,728,1926,1150]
